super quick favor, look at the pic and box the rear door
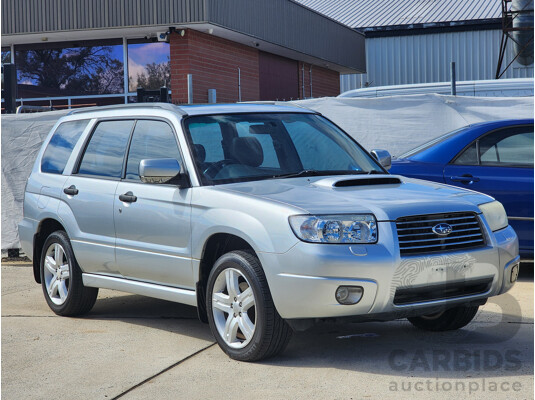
[443,125,534,255]
[114,119,193,289]
[60,120,134,275]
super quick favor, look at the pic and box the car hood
[219,175,493,221]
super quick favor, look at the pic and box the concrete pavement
[2,262,533,399]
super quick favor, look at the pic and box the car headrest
[231,137,264,167]
[193,144,206,164]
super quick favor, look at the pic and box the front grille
[396,212,485,256]
[394,277,493,305]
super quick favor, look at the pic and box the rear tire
[40,231,98,316]
[206,250,292,361]
[408,305,479,331]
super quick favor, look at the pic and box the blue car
[390,119,534,260]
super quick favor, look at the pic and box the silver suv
[19,103,519,361]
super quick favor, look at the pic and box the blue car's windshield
[183,113,384,185]
[399,126,469,158]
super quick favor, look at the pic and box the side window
[78,120,134,178]
[125,120,181,180]
[480,129,533,166]
[453,126,534,167]
[453,142,478,165]
[235,122,280,168]
[41,120,89,174]
[188,122,224,163]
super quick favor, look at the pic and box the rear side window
[41,120,89,174]
[78,120,134,178]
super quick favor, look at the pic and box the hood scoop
[313,176,402,188]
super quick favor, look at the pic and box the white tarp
[291,94,534,156]
[1,94,534,249]
[1,110,69,250]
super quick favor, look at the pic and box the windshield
[183,113,384,185]
[399,126,469,158]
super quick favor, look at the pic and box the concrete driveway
[2,262,533,400]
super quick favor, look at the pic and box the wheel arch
[196,232,257,323]
[33,218,67,283]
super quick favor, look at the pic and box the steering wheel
[203,159,238,178]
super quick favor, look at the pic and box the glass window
[188,122,225,163]
[235,122,280,168]
[78,120,134,178]
[479,127,533,167]
[283,119,358,171]
[183,113,383,185]
[41,120,89,174]
[125,120,181,180]
[453,142,478,165]
[1,47,11,65]
[127,40,170,92]
[15,40,124,98]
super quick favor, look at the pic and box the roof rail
[238,100,315,112]
[67,102,187,116]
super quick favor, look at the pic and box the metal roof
[294,0,502,29]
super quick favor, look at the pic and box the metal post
[238,67,242,102]
[123,38,129,104]
[10,44,15,63]
[159,86,168,103]
[3,64,17,113]
[68,98,72,109]
[301,63,305,98]
[309,65,313,98]
[450,62,456,96]
[187,74,193,104]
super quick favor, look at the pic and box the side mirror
[139,158,182,184]
[370,149,392,170]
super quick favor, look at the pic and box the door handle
[450,174,480,184]
[119,191,137,203]
[63,185,79,196]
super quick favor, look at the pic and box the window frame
[449,124,534,169]
[73,116,187,184]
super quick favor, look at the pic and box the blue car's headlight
[289,214,378,244]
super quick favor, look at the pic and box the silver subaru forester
[18,103,519,361]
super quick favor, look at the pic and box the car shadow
[82,291,533,378]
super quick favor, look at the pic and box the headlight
[289,214,378,243]
[479,201,508,232]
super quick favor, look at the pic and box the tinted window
[78,120,134,178]
[235,122,280,168]
[41,120,89,174]
[453,142,478,165]
[480,129,533,166]
[188,122,224,162]
[125,120,181,180]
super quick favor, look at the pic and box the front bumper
[259,222,519,320]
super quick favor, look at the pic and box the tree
[131,59,170,91]
[15,46,124,95]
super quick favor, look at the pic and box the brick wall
[169,29,340,103]
[297,62,340,98]
[170,29,259,103]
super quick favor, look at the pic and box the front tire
[408,305,479,331]
[206,250,292,361]
[40,231,98,316]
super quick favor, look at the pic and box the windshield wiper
[271,170,372,179]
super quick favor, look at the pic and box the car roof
[67,102,315,117]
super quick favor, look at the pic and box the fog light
[511,264,520,283]
[335,286,363,305]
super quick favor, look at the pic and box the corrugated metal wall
[341,29,534,92]
[1,0,206,33]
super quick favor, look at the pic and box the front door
[114,119,193,289]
